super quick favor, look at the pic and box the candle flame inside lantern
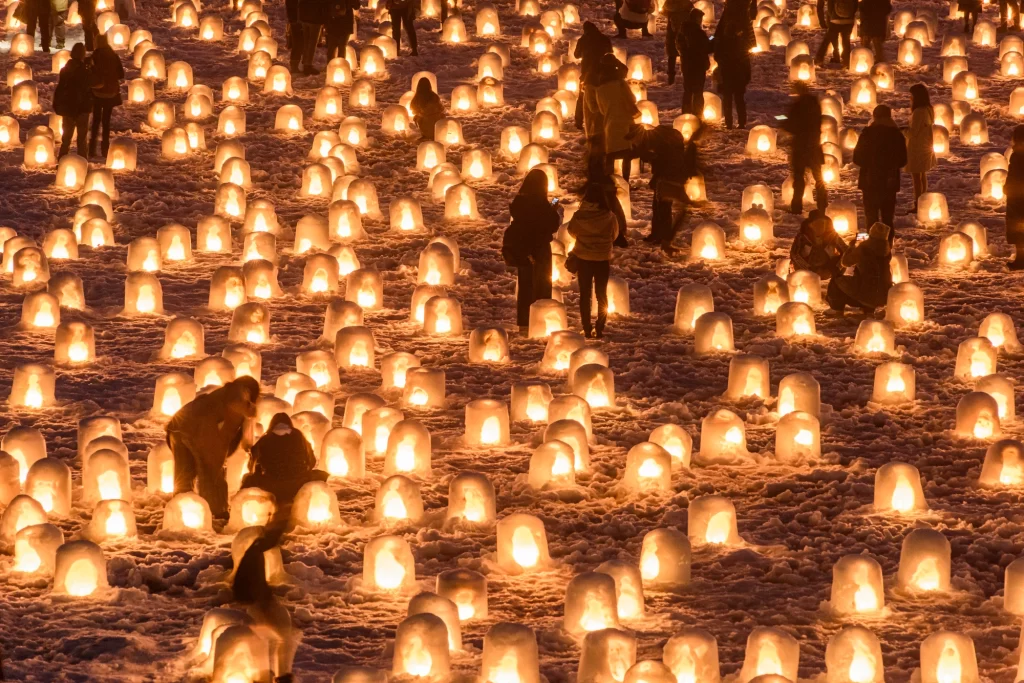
[160,460,174,492]
[891,473,915,511]
[161,387,182,415]
[969,350,989,377]
[305,486,332,524]
[973,413,994,439]
[490,652,520,683]
[408,387,428,405]
[65,558,99,596]
[24,375,44,408]
[849,639,875,683]
[395,436,417,471]
[13,538,41,573]
[171,330,196,358]
[937,644,961,683]
[705,511,732,543]
[356,288,376,309]
[743,224,762,241]
[375,547,406,589]
[349,340,370,367]
[106,508,128,536]
[900,299,920,323]
[911,557,940,590]
[854,574,879,612]
[406,637,433,676]
[34,301,55,327]
[511,526,539,568]
[480,416,501,444]
[886,368,906,393]
[382,490,407,519]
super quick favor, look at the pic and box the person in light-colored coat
[904,83,936,212]
[594,54,641,180]
[567,185,620,338]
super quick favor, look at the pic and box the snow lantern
[979,312,1019,351]
[787,270,821,306]
[290,480,340,530]
[217,106,247,138]
[469,328,510,364]
[649,424,692,470]
[223,344,261,382]
[874,462,926,513]
[408,592,462,653]
[739,207,774,245]
[159,317,205,360]
[855,320,896,355]
[777,302,816,338]
[417,141,446,171]
[437,568,487,621]
[388,197,425,235]
[151,373,195,418]
[446,471,496,524]
[323,58,352,88]
[364,534,416,592]
[22,290,59,329]
[334,326,376,370]
[13,523,62,574]
[528,299,567,339]
[10,80,39,114]
[739,629,799,683]
[381,352,420,391]
[273,104,303,134]
[339,116,368,148]
[55,154,88,192]
[321,299,363,343]
[392,614,451,680]
[311,86,345,122]
[480,623,539,683]
[9,364,55,410]
[623,443,672,493]
[698,409,748,459]
[157,224,192,263]
[960,113,988,145]
[86,499,137,542]
[54,322,95,365]
[517,143,548,173]
[451,84,479,113]
[147,99,177,131]
[228,302,270,345]
[302,254,339,296]
[195,357,236,390]
[898,528,950,592]
[0,116,21,148]
[1001,51,1024,77]
[329,200,365,242]
[886,283,924,326]
[573,364,615,410]
[465,400,509,447]
[898,38,922,64]
[496,513,550,573]
[209,624,273,683]
[871,62,894,91]
[126,77,154,104]
[275,372,315,406]
[830,554,884,615]
[48,273,85,311]
[23,133,54,169]
[214,182,246,219]
[374,475,422,523]
[162,491,212,533]
[340,394,384,437]
[9,32,34,56]
[578,629,636,683]
[0,494,46,547]
[957,391,1001,438]
[444,183,479,221]
[776,411,820,459]
[475,5,501,36]
[920,632,978,683]
[345,267,383,310]
[892,253,910,283]
[753,275,789,316]
[263,64,292,95]
[942,32,967,56]
[1004,556,1024,611]
[346,179,381,217]
[688,495,741,546]
[296,350,340,392]
[639,528,690,587]
[540,330,585,373]
[565,572,621,634]
[462,149,493,180]
[725,355,770,400]
[847,47,874,74]
[81,448,130,505]
[674,284,715,334]
[383,419,432,477]
[500,126,530,159]
[849,77,877,109]
[743,126,776,156]
[243,259,281,299]
[690,222,727,262]
[199,15,223,40]
[694,313,734,354]
[166,61,193,92]
[825,626,884,683]
[53,541,108,596]
[24,458,70,516]
[528,440,575,489]
[318,427,364,479]
[300,163,334,199]
[349,79,376,108]
[982,170,1008,201]
[979,439,1024,488]
[441,15,468,43]
[954,337,996,380]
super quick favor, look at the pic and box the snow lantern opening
[956,391,1001,439]
[830,554,884,615]
[53,540,108,596]
[873,462,926,513]
[10,363,55,409]
[898,528,950,592]
[688,495,741,546]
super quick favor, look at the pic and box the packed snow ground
[2,0,1024,678]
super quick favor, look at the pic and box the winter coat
[582,85,603,142]
[836,233,892,307]
[858,0,890,37]
[790,213,847,278]
[325,0,356,33]
[567,202,619,261]
[1006,152,1024,243]
[298,0,329,24]
[826,0,858,24]
[505,195,560,265]
[242,420,327,503]
[89,44,124,104]
[853,119,908,194]
[53,58,94,118]
[712,9,754,87]
[575,26,613,85]
[904,106,936,174]
[411,93,444,140]
[51,0,69,15]
[166,378,259,469]
[285,0,300,22]
[595,79,640,154]
[680,14,712,76]
[784,93,824,165]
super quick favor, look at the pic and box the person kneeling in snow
[789,209,847,279]
[242,413,328,509]
[167,376,260,518]
[825,222,893,317]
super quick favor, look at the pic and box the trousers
[577,258,610,335]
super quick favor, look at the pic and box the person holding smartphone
[825,222,893,317]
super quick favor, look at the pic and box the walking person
[324,0,356,60]
[573,21,612,128]
[816,0,839,60]
[286,0,305,73]
[679,6,712,115]
[784,82,828,214]
[88,34,123,159]
[567,186,620,338]
[663,0,693,84]
[633,124,698,253]
[387,0,418,56]
[853,104,906,241]
[24,0,53,53]
[52,43,92,158]
[410,77,444,140]
[814,0,858,67]
[905,83,935,213]
[297,0,328,74]
[713,0,755,129]
[613,0,653,38]
[502,169,561,332]
[960,0,981,33]
[858,0,890,59]
[1004,125,1024,269]
[50,0,68,50]
[594,54,641,181]
[825,222,893,317]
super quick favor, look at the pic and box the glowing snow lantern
[885,283,924,326]
[23,458,70,516]
[383,419,433,477]
[1000,50,1024,78]
[195,357,236,390]
[196,14,223,40]
[497,513,549,574]
[13,523,62,574]
[0,494,46,548]
[53,155,89,195]
[475,4,501,36]
[364,534,416,592]
[955,391,1001,439]
[516,144,549,175]
[724,355,769,400]
[446,471,496,526]
[85,499,136,542]
[342,268,382,313]
[830,555,884,615]
[510,383,551,424]
[540,331,584,374]
[126,77,155,106]
[10,81,40,115]
[619,442,670,494]
[960,113,988,145]
[564,572,621,635]
[319,427,364,479]
[954,337,996,380]
[527,299,567,339]
[81,448,131,507]
[54,322,94,365]
[689,495,741,547]
[349,79,376,108]
[578,629,636,683]
[528,440,575,489]
[9,364,55,410]
[786,271,821,308]
[226,302,269,346]
[23,133,54,169]
[1004,556,1024,613]
[981,170,1007,203]
[323,57,353,89]
[288,480,339,530]
[159,317,204,360]
[825,627,884,683]
[333,327,374,373]
[7,61,31,88]
[53,541,108,596]
[500,126,531,159]
[373,474,421,524]
[896,528,951,593]
[461,148,493,180]
[0,116,21,149]
[776,302,816,339]
[381,352,420,392]
[745,125,777,155]
[391,613,451,680]
[920,632,978,683]
[22,291,59,329]
[271,104,302,133]
[480,623,539,683]
[752,275,787,316]
[739,207,773,245]
[739,629,799,683]
[980,312,1020,351]
[571,365,613,411]
[874,462,926,513]
[774,410,819,459]
[687,222,726,262]
[692,312,734,354]
[262,64,292,96]
[47,273,84,312]
[897,38,922,65]
[157,224,193,263]
[674,285,715,335]
[531,110,561,145]
[464,400,509,447]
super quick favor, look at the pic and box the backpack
[833,0,857,20]
[501,224,523,267]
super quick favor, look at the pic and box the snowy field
[2,0,1024,678]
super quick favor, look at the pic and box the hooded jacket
[506,193,560,262]
[567,201,620,261]
[574,22,613,85]
[835,223,892,307]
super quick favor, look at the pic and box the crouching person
[825,222,893,317]
[166,376,260,518]
[242,413,328,512]
[789,209,847,279]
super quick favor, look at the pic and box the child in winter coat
[410,77,444,141]
[789,210,847,279]
[242,413,328,506]
[567,185,620,338]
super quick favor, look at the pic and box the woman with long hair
[905,83,936,212]
[410,77,444,141]
[503,169,561,331]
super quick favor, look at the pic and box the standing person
[410,77,443,140]
[573,21,612,128]
[858,0,890,59]
[663,0,693,84]
[713,0,755,129]
[825,222,893,317]
[595,54,641,181]
[50,0,68,50]
[613,0,652,38]
[88,34,123,159]
[387,0,418,56]
[567,186,620,338]
[633,124,698,253]
[816,0,839,60]
[502,169,561,332]
[324,0,356,60]
[584,159,629,248]
[77,0,96,50]
[784,82,828,215]
[1004,125,1024,269]
[905,83,935,212]
[297,0,328,74]
[286,0,305,73]
[679,7,712,115]
[814,0,858,67]
[853,104,907,241]
[959,0,981,33]
[24,0,53,53]
[52,43,92,158]
[1000,0,1020,31]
